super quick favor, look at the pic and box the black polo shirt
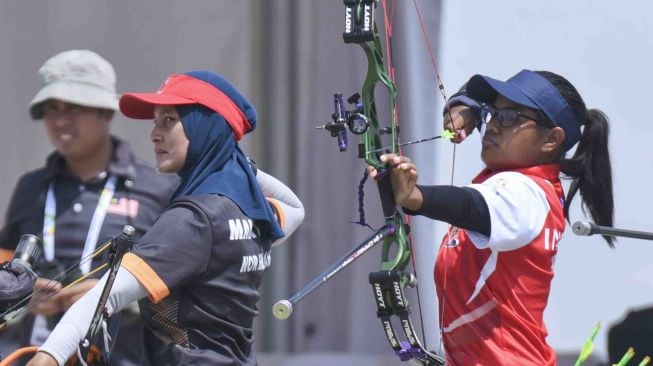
[0,137,178,364]
[122,195,272,366]
[0,136,178,275]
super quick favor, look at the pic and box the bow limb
[0,227,135,366]
[77,225,134,365]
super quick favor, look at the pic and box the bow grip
[376,168,397,219]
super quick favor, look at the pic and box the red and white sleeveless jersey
[434,164,565,366]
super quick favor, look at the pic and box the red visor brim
[120,92,195,119]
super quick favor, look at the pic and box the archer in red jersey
[370,69,614,365]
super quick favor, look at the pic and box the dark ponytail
[536,71,615,247]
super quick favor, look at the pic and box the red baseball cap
[120,73,251,140]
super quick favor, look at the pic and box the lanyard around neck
[43,175,118,274]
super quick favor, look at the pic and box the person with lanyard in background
[0,49,179,365]
[25,70,304,366]
[369,69,614,365]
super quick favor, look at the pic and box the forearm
[38,267,148,366]
[256,169,305,246]
[403,185,491,236]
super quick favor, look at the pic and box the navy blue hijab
[172,71,283,241]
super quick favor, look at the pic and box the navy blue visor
[466,69,581,151]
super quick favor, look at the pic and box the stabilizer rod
[273,224,395,320]
[572,221,653,241]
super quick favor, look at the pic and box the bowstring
[0,238,114,322]
[380,0,435,355]
[411,0,459,356]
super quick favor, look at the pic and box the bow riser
[273,1,445,364]
[343,1,444,364]
[356,16,411,277]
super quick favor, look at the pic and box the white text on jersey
[240,250,271,273]
[229,219,258,240]
[544,228,561,251]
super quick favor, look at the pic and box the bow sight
[316,93,371,152]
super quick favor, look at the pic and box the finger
[379,153,397,163]
[398,161,417,172]
[367,166,377,179]
[454,128,467,143]
[446,112,463,142]
[53,286,73,299]
[49,281,62,291]
[34,278,62,292]
[409,169,418,184]
[443,111,454,128]
[55,284,82,300]
[34,278,50,289]
[393,156,416,172]
[392,154,414,165]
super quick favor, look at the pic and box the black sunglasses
[479,103,551,128]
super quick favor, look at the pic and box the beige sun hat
[29,49,119,120]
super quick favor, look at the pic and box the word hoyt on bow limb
[273,1,444,364]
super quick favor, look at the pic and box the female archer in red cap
[26,71,304,366]
[370,69,614,366]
